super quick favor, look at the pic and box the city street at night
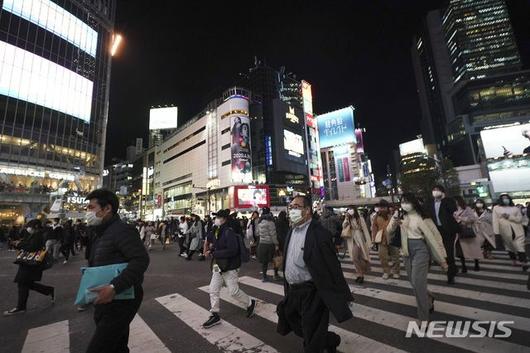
[1,242,529,353]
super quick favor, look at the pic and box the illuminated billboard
[481,124,530,159]
[481,123,530,193]
[284,130,304,157]
[399,138,426,157]
[355,128,365,154]
[2,0,98,57]
[149,107,178,130]
[231,116,252,184]
[0,41,93,122]
[234,185,270,209]
[317,106,356,148]
[302,80,313,116]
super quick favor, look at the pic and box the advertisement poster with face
[480,123,530,193]
[234,185,270,209]
[231,116,252,184]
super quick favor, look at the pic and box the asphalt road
[0,242,529,353]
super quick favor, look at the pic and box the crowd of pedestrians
[2,187,530,353]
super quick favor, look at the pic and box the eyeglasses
[288,204,304,210]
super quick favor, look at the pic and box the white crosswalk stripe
[21,320,69,353]
[129,315,171,353]
[197,285,407,353]
[156,292,279,353]
[340,260,529,281]
[239,276,530,353]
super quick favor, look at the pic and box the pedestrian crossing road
[1,248,529,353]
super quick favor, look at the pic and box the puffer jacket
[256,215,278,245]
[320,208,342,238]
[88,215,150,294]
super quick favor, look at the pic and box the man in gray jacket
[256,207,279,282]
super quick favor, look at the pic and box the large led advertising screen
[333,145,351,182]
[149,107,179,130]
[2,0,98,57]
[0,41,93,122]
[284,130,304,157]
[399,138,426,157]
[481,124,530,193]
[234,185,270,209]
[480,123,530,159]
[317,106,356,148]
[231,116,252,184]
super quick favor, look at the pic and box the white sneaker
[63,260,68,264]
[392,274,400,279]
[382,273,389,280]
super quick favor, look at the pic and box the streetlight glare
[110,33,123,56]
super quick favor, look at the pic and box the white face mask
[85,211,103,226]
[432,190,443,199]
[374,207,380,213]
[401,203,414,213]
[476,203,484,209]
[26,227,34,234]
[347,209,355,216]
[214,218,223,227]
[289,209,303,225]
[502,198,511,206]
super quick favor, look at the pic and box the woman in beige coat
[342,207,372,284]
[388,193,447,322]
[492,193,528,270]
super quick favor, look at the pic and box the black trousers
[60,243,76,260]
[178,237,187,254]
[86,286,143,353]
[281,282,340,353]
[17,281,54,310]
[437,226,458,277]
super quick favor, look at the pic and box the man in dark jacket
[202,209,256,329]
[84,189,149,353]
[427,184,459,284]
[278,195,353,353]
[320,206,342,248]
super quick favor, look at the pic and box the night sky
[107,0,530,178]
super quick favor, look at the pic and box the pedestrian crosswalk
[11,249,530,353]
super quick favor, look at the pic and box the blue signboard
[317,106,356,148]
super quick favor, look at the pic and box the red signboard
[233,185,270,209]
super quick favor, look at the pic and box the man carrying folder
[84,189,150,353]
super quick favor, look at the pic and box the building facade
[0,0,116,222]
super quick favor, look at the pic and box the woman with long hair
[472,199,496,259]
[388,193,447,321]
[453,196,483,272]
[342,207,371,284]
[492,193,528,270]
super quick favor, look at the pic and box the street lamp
[110,33,123,57]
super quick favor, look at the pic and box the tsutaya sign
[285,106,299,124]
[66,196,88,205]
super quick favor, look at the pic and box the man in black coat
[277,195,353,353]
[84,189,149,353]
[428,185,459,284]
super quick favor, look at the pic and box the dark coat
[207,224,241,272]
[281,220,353,323]
[275,218,289,251]
[429,197,459,236]
[88,215,149,294]
[14,231,45,283]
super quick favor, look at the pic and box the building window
[221,143,230,150]
[221,160,230,166]
[221,127,230,134]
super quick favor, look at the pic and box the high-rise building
[412,0,530,171]
[442,0,522,82]
[0,0,116,221]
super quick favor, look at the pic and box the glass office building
[442,0,522,82]
[0,0,116,221]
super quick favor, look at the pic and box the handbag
[459,224,476,239]
[14,248,47,267]
[272,252,283,270]
[374,230,383,244]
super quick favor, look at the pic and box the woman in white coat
[492,194,528,270]
[472,199,496,259]
[454,196,483,272]
[388,193,448,322]
[341,207,372,284]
